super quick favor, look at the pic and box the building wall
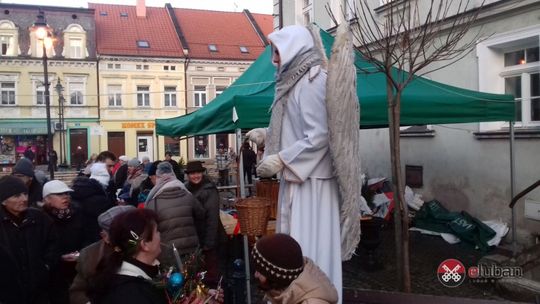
[279,0,540,244]
[185,59,252,162]
[98,57,187,162]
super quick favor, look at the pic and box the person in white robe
[247,25,343,302]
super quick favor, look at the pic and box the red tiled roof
[251,13,275,38]
[173,8,272,61]
[89,2,183,57]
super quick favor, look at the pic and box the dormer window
[239,46,249,53]
[137,40,150,48]
[208,44,218,52]
[0,20,19,57]
[120,12,128,17]
[100,11,108,16]
[62,24,87,59]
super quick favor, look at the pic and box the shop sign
[121,122,156,129]
[0,125,47,135]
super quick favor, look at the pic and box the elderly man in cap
[69,205,135,304]
[252,233,338,304]
[0,175,58,304]
[11,157,43,207]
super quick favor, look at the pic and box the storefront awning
[0,123,48,135]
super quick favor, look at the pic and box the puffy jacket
[186,177,226,250]
[0,206,58,304]
[146,182,205,262]
[71,177,114,247]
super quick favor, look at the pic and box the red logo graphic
[468,266,479,278]
[438,259,466,287]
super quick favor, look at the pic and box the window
[1,35,11,56]
[137,85,150,107]
[208,44,218,52]
[115,63,121,69]
[107,85,122,107]
[164,86,177,107]
[171,65,176,71]
[163,65,169,71]
[36,82,45,105]
[0,82,15,105]
[100,11,108,16]
[477,27,540,129]
[120,12,128,17]
[143,65,149,70]
[137,64,149,70]
[69,80,84,105]
[107,63,113,69]
[69,38,83,59]
[137,40,150,48]
[239,46,249,53]
[216,86,227,97]
[196,66,204,71]
[164,137,180,156]
[194,135,209,159]
[193,86,207,107]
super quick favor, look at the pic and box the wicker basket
[256,180,279,219]
[235,197,271,236]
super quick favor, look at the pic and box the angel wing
[325,23,371,261]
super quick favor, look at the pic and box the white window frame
[477,25,540,131]
[67,77,86,106]
[0,20,19,57]
[164,86,177,107]
[69,38,83,59]
[107,84,122,107]
[0,81,16,105]
[137,85,150,107]
[36,82,45,106]
[193,86,207,107]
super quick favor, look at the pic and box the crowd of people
[0,150,227,304]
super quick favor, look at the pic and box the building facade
[0,4,99,168]
[276,0,540,244]
[90,2,187,161]
[171,7,272,161]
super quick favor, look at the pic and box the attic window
[120,12,128,17]
[100,11,108,16]
[208,44,218,52]
[137,40,150,48]
[239,46,249,53]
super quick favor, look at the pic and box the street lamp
[54,78,67,168]
[32,10,54,180]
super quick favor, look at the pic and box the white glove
[246,128,267,147]
[256,154,283,178]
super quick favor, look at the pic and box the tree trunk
[387,79,411,292]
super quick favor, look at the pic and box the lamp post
[32,10,54,180]
[54,78,67,168]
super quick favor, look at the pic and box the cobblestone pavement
[342,223,509,301]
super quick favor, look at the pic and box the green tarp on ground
[156,29,515,137]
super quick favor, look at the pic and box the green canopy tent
[156,29,514,137]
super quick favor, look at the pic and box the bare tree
[328,0,485,293]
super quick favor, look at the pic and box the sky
[1,0,274,14]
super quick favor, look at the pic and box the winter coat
[166,159,184,182]
[265,258,338,304]
[0,206,58,304]
[71,176,114,247]
[28,176,43,208]
[186,177,226,250]
[96,261,166,304]
[114,164,128,190]
[70,240,112,304]
[145,180,205,260]
[44,205,86,304]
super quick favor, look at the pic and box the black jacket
[0,206,58,304]
[71,177,114,247]
[166,159,184,182]
[114,164,128,190]
[94,274,166,304]
[28,176,43,208]
[186,177,226,250]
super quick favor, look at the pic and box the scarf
[47,206,73,222]
[265,48,324,156]
[144,174,187,204]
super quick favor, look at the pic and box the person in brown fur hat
[252,233,338,303]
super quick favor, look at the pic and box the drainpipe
[279,0,283,29]
[510,121,517,257]
[96,56,102,152]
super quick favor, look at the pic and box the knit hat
[90,162,110,187]
[252,233,304,288]
[0,176,28,204]
[12,158,34,177]
[185,161,206,173]
[127,158,141,168]
[97,205,135,232]
[156,161,173,176]
[148,161,162,176]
